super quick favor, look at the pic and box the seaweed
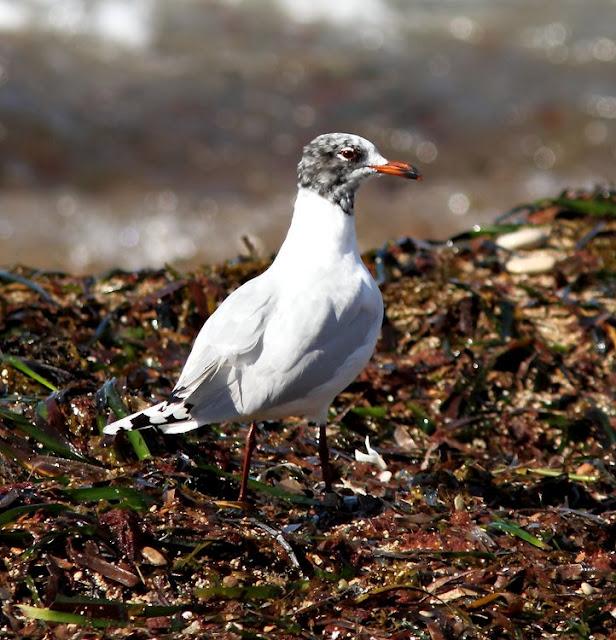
[0,190,614,639]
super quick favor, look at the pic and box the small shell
[141,546,167,566]
[354,436,387,471]
[496,227,549,251]
[505,251,556,274]
[454,494,465,511]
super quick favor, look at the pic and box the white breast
[238,189,384,422]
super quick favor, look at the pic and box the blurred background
[0,0,614,272]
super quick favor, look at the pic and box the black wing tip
[130,413,156,430]
[168,385,188,404]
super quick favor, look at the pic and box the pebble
[222,574,240,588]
[454,494,465,511]
[496,226,549,250]
[141,546,167,566]
[505,251,556,274]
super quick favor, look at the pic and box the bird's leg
[318,423,333,492]
[238,422,257,502]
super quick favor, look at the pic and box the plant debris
[0,189,615,639]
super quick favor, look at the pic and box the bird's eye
[337,147,359,161]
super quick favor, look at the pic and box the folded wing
[103,274,273,434]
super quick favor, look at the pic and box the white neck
[274,188,359,266]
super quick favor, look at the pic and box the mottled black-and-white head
[297,133,421,214]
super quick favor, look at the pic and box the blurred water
[0,0,615,272]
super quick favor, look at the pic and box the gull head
[297,132,421,214]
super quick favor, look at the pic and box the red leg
[238,422,257,502]
[318,424,333,492]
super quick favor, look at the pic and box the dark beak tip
[406,163,422,180]
[371,161,423,181]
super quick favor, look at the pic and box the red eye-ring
[338,147,358,161]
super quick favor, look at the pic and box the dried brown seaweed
[0,190,615,639]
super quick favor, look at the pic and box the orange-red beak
[371,161,422,180]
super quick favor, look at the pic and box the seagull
[104,133,421,501]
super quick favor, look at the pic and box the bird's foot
[316,491,383,516]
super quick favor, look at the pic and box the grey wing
[165,274,274,421]
[102,274,276,434]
